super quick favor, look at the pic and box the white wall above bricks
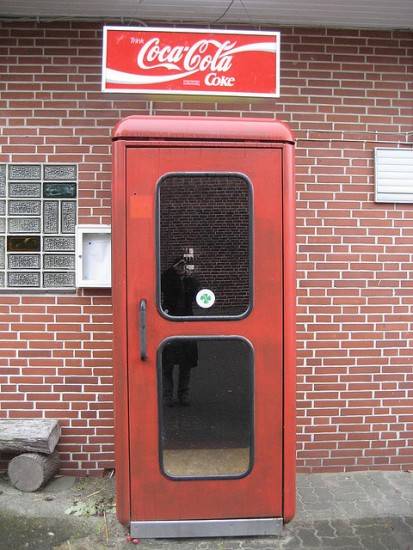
[0,21,412,474]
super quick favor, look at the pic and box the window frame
[0,163,78,292]
[157,335,255,481]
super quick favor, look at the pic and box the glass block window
[0,164,77,290]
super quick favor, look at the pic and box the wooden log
[0,419,60,454]
[8,451,60,492]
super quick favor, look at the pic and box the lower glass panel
[158,337,253,479]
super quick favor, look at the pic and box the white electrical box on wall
[375,148,413,203]
[75,225,111,287]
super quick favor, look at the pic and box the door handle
[139,299,147,361]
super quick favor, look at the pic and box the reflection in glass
[161,249,200,317]
[43,182,76,198]
[7,235,41,252]
[158,174,251,318]
[159,338,253,478]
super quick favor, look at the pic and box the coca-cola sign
[102,27,280,97]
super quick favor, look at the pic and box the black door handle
[139,299,147,361]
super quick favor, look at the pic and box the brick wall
[0,20,412,474]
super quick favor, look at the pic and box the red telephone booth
[112,115,296,539]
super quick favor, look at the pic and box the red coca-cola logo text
[137,38,235,73]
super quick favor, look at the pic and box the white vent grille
[375,148,413,203]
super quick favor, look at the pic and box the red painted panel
[113,115,294,143]
[126,146,283,520]
[282,143,297,523]
[112,139,130,524]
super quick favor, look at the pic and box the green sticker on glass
[196,289,215,309]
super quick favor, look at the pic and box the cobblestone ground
[128,472,413,550]
[1,471,412,549]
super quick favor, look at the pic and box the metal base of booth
[130,518,283,538]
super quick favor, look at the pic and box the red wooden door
[126,144,283,521]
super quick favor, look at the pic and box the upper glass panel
[157,173,252,319]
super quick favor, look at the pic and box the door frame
[112,116,296,529]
